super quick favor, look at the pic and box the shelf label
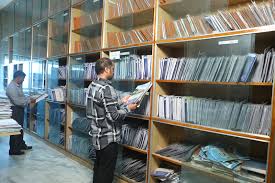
[218,40,238,45]
[110,51,120,60]
[120,52,130,56]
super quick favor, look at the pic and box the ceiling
[0,0,13,10]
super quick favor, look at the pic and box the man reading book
[6,71,34,155]
[86,57,137,183]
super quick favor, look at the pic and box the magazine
[127,82,152,106]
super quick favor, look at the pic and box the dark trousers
[9,106,26,152]
[93,142,119,183]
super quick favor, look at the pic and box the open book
[31,93,48,103]
[127,82,152,105]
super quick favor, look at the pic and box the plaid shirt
[86,78,130,150]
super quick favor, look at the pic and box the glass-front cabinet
[48,10,69,58]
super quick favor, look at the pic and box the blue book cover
[240,53,257,82]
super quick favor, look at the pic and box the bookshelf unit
[48,10,70,58]
[103,0,155,49]
[46,57,67,147]
[1,0,275,182]
[69,0,103,54]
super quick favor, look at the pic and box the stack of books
[0,97,12,119]
[107,25,153,47]
[70,64,97,80]
[159,48,275,83]
[116,155,147,182]
[108,0,154,19]
[158,95,272,135]
[161,1,275,39]
[84,63,97,80]
[121,124,148,150]
[114,54,152,80]
[69,88,88,106]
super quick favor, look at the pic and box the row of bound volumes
[108,0,154,19]
[116,155,147,182]
[121,123,148,150]
[159,48,275,83]
[68,133,96,160]
[69,88,88,106]
[157,95,272,135]
[48,87,66,102]
[114,54,152,80]
[107,25,153,48]
[161,1,275,39]
[73,9,102,30]
[58,66,66,80]
[70,63,97,80]
[74,36,101,53]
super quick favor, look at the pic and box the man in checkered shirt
[86,57,137,183]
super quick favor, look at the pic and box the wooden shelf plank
[106,7,154,28]
[156,80,273,86]
[67,102,86,109]
[115,174,140,183]
[127,114,150,120]
[0,131,21,136]
[121,144,148,155]
[113,79,151,83]
[72,22,102,37]
[46,100,66,105]
[156,25,275,46]
[152,117,270,143]
[103,41,154,52]
[152,153,233,181]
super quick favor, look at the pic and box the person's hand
[127,103,138,111]
[30,98,36,103]
[121,95,130,104]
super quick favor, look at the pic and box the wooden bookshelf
[3,0,275,182]
[121,144,148,155]
[153,117,270,143]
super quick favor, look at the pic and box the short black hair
[13,70,26,79]
[95,57,114,75]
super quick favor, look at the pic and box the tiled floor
[0,133,93,183]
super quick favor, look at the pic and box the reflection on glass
[49,11,69,57]
[33,20,48,59]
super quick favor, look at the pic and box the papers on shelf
[127,82,152,105]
